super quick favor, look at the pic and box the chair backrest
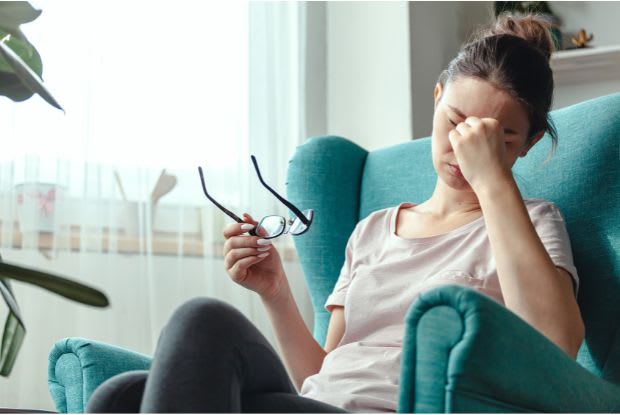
[286,92,620,381]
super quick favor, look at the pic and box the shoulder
[523,198,567,227]
[362,204,398,226]
[523,198,561,216]
[350,204,398,238]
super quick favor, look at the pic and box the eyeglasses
[198,155,314,239]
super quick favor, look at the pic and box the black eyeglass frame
[198,155,314,238]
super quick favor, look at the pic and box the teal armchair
[48,92,620,412]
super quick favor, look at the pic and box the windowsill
[0,221,300,261]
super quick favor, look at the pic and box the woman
[86,12,583,413]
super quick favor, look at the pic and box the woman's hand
[448,116,513,192]
[222,213,288,303]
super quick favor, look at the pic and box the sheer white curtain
[0,0,310,410]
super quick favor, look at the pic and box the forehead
[443,77,529,132]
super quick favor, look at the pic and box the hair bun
[480,13,556,60]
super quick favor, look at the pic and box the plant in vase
[0,1,108,377]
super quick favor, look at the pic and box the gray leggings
[85,297,349,413]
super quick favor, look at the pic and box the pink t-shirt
[299,198,579,412]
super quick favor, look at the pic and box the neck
[423,180,483,219]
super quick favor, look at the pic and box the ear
[433,82,442,108]
[520,130,545,156]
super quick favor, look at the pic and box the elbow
[562,317,585,360]
[572,319,586,359]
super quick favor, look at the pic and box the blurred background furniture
[48,92,620,412]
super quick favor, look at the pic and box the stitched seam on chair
[49,356,66,413]
[444,290,539,413]
[416,303,466,412]
[62,350,86,411]
[447,387,540,413]
[55,352,84,413]
[403,288,481,412]
[443,300,467,412]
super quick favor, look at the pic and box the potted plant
[0,1,108,377]
[494,1,563,50]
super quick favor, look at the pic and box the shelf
[550,44,620,85]
[0,220,299,261]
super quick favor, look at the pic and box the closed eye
[449,118,511,143]
[448,113,518,135]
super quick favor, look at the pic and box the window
[0,0,248,206]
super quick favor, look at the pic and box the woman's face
[431,76,538,191]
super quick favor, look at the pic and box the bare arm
[324,306,345,354]
[260,274,327,392]
[476,176,585,359]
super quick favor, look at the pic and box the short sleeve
[530,201,580,298]
[324,223,359,313]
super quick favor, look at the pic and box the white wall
[409,2,493,139]
[552,77,620,110]
[314,1,620,147]
[551,1,620,47]
[305,2,328,138]
[326,1,412,152]
[307,1,493,148]
[549,2,620,109]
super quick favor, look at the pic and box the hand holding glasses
[198,155,314,240]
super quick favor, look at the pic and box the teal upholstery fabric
[48,337,151,413]
[286,137,368,343]
[48,92,619,412]
[399,285,620,413]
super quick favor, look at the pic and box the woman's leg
[243,392,349,413]
[140,296,348,413]
[85,370,148,413]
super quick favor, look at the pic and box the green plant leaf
[0,35,63,111]
[0,69,34,101]
[0,28,40,75]
[0,279,24,328]
[0,275,26,377]
[0,1,41,41]
[0,310,25,377]
[0,26,41,102]
[0,260,109,307]
[0,2,43,103]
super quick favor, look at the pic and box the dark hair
[437,13,558,163]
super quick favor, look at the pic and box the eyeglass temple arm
[250,155,310,225]
[197,166,244,223]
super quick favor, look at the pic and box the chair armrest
[48,337,152,413]
[398,285,620,413]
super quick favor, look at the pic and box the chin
[445,171,472,188]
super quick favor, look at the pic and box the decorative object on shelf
[151,169,177,206]
[0,2,109,377]
[151,168,177,228]
[15,182,65,233]
[571,29,594,49]
[494,1,563,50]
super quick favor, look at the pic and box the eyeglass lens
[257,209,313,239]
[258,216,285,238]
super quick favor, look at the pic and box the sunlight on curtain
[0,1,310,410]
